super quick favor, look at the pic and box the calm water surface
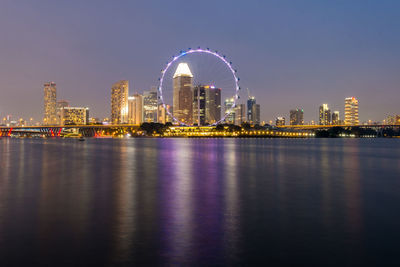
[0,138,400,266]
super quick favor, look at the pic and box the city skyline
[1,1,400,123]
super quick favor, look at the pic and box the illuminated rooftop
[173,63,193,78]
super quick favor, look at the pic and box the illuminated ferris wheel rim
[158,48,240,126]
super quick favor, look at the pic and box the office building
[276,117,285,126]
[60,107,89,125]
[224,97,235,124]
[235,104,246,125]
[128,93,143,125]
[319,104,331,125]
[247,96,256,123]
[193,86,206,125]
[173,63,193,124]
[43,82,57,125]
[111,80,129,124]
[143,88,158,122]
[290,109,304,125]
[344,97,359,125]
[193,85,221,125]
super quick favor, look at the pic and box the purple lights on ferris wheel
[158,48,240,126]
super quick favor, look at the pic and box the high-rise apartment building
[319,104,331,125]
[128,93,143,125]
[43,82,57,125]
[111,80,129,124]
[143,88,158,122]
[332,111,340,125]
[173,63,193,124]
[193,85,221,125]
[224,98,235,124]
[344,97,359,125]
[290,109,304,125]
[234,104,246,125]
[60,107,89,125]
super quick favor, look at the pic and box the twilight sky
[1,0,399,123]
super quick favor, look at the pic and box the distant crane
[246,88,253,99]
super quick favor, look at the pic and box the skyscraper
[173,63,193,124]
[205,85,221,124]
[193,85,206,125]
[128,93,143,125]
[43,82,57,125]
[111,80,129,124]
[193,85,221,125]
[344,97,359,125]
[319,104,331,125]
[224,97,235,124]
[247,96,256,123]
[290,109,304,125]
[143,88,158,122]
[332,111,340,125]
[234,104,246,125]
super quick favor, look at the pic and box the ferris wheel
[158,48,240,126]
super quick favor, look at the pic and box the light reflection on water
[0,138,400,266]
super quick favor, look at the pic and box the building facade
[43,82,57,125]
[344,97,359,125]
[128,93,143,125]
[319,104,331,125]
[290,109,304,125]
[60,107,89,125]
[111,80,129,124]
[173,63,193,125]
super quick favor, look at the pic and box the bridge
[276,124,400,130]
[0,125,140,137]
[1,124,399,138]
